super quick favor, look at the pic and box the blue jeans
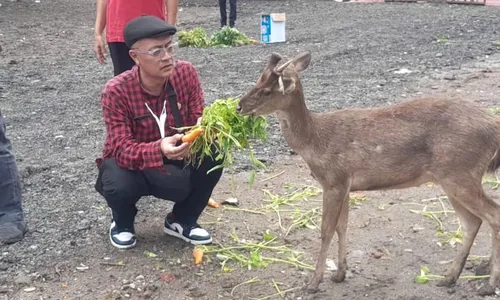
[0,110,26,243]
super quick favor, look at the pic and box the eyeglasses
[133,42,177,59]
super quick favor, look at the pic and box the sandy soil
[1,0,500,299]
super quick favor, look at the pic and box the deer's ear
[277,76,296,94]
[293,51,311,72]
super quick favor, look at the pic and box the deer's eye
[261,88,272,97]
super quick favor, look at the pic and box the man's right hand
[160,134,190,160]
[94,34,106,64]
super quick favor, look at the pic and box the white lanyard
[145,100,167,138]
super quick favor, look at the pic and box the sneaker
[109,221,136,249]
[0,221,27,245]
[163,213,212,245]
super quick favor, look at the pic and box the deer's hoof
[474,260,490,276]
[331,271,346,283]
[477,283,496,296]
[436,276,456,288]
[305,285,319,294]
[303,281,320,294]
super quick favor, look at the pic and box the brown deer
[236,51,500,296]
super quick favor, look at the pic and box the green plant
[210,27,256,47]
[436,34,449,43]
[178,27,257,48]
[415,266,489,284]
[177,27,211,47]
[183,97,268,183]
[199,230,314,272]
[487,107,500,115]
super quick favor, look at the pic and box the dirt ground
[1,0,500,299]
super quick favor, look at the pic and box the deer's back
[307,97,500,189]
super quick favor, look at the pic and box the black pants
[108,42,135,76]
[95,155,223,230]
[219,0,237,27]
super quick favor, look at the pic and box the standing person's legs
[0,111,27,244]
[107,42,136,76]
[229,0,237,28]
[218,0,228,27]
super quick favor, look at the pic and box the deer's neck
[275,89,316,154]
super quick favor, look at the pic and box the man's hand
[94,34,107,64]
[160,134,190,160]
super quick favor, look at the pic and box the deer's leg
[478,193,500,296]
[331,197,349,283]
[434,194,482,287]
[306,183,350,293]
[476,226,500,296]
[440,178,500,295]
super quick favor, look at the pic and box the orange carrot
[193,248,204,265]
[207,198,220,208]
[182,128,204,143]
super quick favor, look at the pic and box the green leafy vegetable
[177,27,211,48]
[210,27,256,47]
[183,97,269,178]
[178,27,257,48]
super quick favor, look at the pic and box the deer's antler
[275,59,293,73]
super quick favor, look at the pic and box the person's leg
[141,154,223,244]
[107,42,135,76]
[95,158,148,249]
[141,160,210,243]
[164,149,224,244]
[218,0,227,27]
[142,160,192,204]
[172,155,224,226]
[0,111,26,244]
[229,0,237,28]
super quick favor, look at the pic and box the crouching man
[94,15,223,249]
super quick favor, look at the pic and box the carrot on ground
[207,198,220,208]
[193,248,204,265]
[182,128,204,143]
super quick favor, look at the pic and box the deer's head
[236,51,311,116]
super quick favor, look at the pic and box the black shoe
[109,221,136,249]
[163,213,212,245]
[0,221,27,244]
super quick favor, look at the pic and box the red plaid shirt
[96,61,204,170]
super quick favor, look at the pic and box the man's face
[129,35,176,78]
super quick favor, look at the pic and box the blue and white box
[261,13,286,44]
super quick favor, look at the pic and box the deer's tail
[488,118,500,173]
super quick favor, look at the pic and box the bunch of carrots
[179,97,269,183]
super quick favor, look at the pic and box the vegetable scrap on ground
[178,27,258,48]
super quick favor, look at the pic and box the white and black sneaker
[163,213,212,245]
[109,221,136,249]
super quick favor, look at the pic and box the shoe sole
[163,226,212,245]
